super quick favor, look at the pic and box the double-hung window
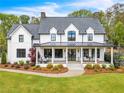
[19,35,24,42]
[68,31,76,41]
[51,34,56,41]
[88,33,93,41]
[17,49,26,58]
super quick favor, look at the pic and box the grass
[0,72,124,93]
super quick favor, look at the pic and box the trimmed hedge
[47,64,53,69]
[93,64,101,70]
[85,64,93,69]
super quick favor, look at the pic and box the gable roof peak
[39,17,105,34]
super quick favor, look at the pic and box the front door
[68,49,76,61]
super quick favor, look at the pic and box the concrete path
[0,68,84,78]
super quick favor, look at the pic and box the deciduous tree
[31,17,40,24]
[0,13,19,51]
[68,9,93,17]
[112,21,124,46]
[20,15,30,24]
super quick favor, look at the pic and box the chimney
[41,12,46,18]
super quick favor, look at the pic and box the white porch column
[52,47,54,64]
[111,47,113,64]
[66,47,68,64]
[89,48,92,58]
[40,48,44,57]
[103,47,106,61]
[36,47,38,65]
[95,47,97,64]
[81,47,83,64]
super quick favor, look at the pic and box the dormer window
[68,31,76,41]
[19,35,24,42]
[51,34,56,41]
[88,33,93,41]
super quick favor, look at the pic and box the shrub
[15,64,20,69]
[85,64,93,69]
[19,60,24,66]
[109,64,115,71]
[47,64,53,69]
[11,64,15,68]
[102,64,107,69]
[26,60,30,64]
[24,64,29,70]
[52,65,59,71]
[36,65,40,68]
[30,62,35,66]
[92,64,101,72]
[4,64,8,67]
[109,64,114,68]
[1,51,7,64]
[14,62,18,65]
[57,64,64,69]
[93,64,101,70]
[31,66,37,70]
[94,69,100,72]
[36,67,41,70]
[114,62,120,68]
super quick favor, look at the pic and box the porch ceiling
[33,42,113,47]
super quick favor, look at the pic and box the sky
[0,0,123,17]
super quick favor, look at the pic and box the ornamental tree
[28,48,36,63]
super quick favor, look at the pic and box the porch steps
[67,64,84,70]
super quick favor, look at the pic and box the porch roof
[33,42,113,47]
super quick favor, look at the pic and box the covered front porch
[34,42,113,65]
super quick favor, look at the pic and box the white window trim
[51,34,56,41]
[19,35,24,42]
[86,27,94,42]
[87,33,93,41]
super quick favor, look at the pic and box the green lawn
[0,72,124,93]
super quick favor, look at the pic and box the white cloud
[0,2,68,17]
[0,0,122,17]
[68,0,114,11]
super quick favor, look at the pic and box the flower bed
[0,63,68,74]
[84,64,124,75]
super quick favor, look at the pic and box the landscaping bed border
[0,64,68,74]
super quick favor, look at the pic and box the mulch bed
[0,64,68,74]
[84,67,124,75]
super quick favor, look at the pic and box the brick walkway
[0,68,84,77]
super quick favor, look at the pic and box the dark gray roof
[7,24,40,40]
[7,24,19,36]
[8,17,106,40]
[33,42,113,47]
[39,17,105,34]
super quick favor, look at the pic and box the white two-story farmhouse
[7,12,113,67]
